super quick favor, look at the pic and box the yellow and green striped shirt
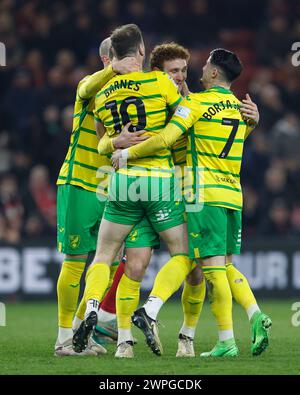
[57,68,116,196]
[171,86,247,210]
[94,70,182,178]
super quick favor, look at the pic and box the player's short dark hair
[150,42,190,70]
[209,48,243,82]
[110,24,143,59]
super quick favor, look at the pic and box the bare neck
[204,81,231,90]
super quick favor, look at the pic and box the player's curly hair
[150,43,190,70]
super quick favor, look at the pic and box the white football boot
[115,342,134,359]
[54,338,97,357]
[176,334,195,357]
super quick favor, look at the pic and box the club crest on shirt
[69,235,80,249]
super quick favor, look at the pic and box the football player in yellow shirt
[72,39,157,349]
[113,49,272,357]
[54,37,140,356]
[72,24,196,357]
[150,43,205,358]
[97,42,206,358]
[99,43,265,359]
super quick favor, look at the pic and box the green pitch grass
[1,300,299,375]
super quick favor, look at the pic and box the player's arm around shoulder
[77,66,115,101]
[78,57,140,100]
[169,92,202,132]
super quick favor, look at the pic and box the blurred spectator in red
[24,165,56,234]
[0,174,24,244]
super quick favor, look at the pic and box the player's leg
[88,244,125,345]
[94,256,126,344]
[137,176,192,318]
[132,176,193,355]
[99,258,124,319]
[186,205,238,357]
[226,210,272,356]
[72,218,133,352]
[115,217,160,358]
[73,172,143,352]
[199,255,238,357]
[75,254,125,345]
[56,253,88,356]
[56,185,105,356]
[71,190,117,334]
[116,246,152,358]
[132,222,193,356]
[176,263,206,357]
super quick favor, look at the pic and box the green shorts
[104,173,185,233]
[187,204,242,259]
[57,184,160,254]
[57,184,105,255]
[125,216,160,249]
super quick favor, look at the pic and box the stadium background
[0,0,299,301]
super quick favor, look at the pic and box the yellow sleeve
[156,71,182,110]
[77,65,116,100]
[97,133,114,155]
[128,123,183,160]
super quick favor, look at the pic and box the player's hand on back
[113,122,149,149]
[112,57,140,75]
[240,93,259,127]
[111,149,123,170]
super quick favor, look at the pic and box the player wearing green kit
[97,42,206,358]
[114,49,272,357]
[54,38,143,356]
[72,24,195,357]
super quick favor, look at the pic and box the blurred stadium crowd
[0,0,300,244]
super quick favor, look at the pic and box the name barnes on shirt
[103,79,141,98]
